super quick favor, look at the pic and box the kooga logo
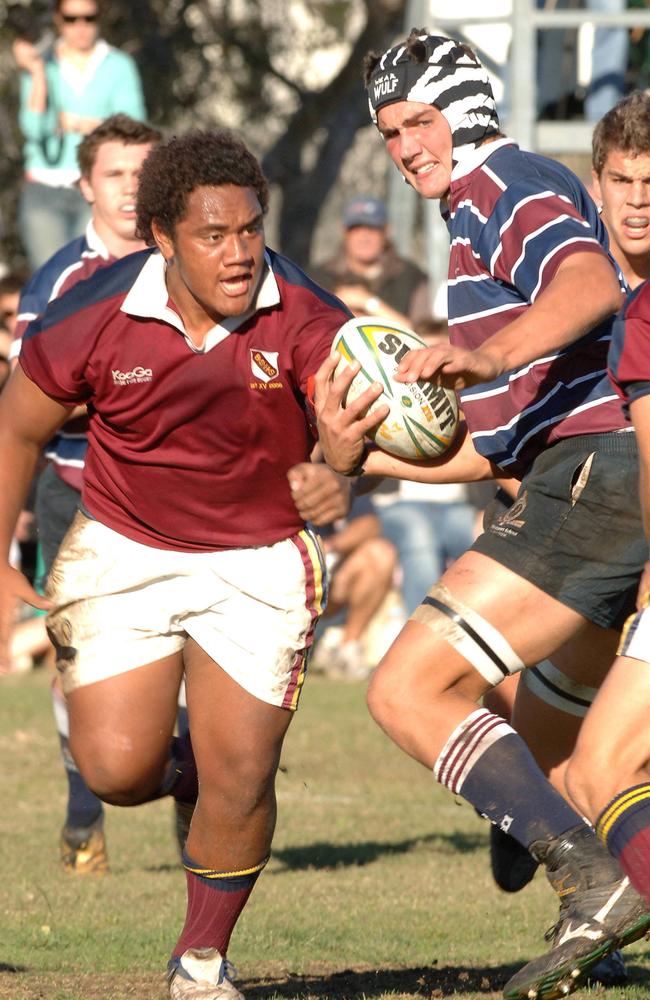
[373,73,398,100]
[112,365,153,385]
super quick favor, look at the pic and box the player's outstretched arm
[362,422,499,484]
[395,253,623,389]
[0,366,71,667]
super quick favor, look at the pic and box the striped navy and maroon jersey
[447,139,627,478]
[20,247,350,552]
[608,281,650,411]
[14,223,116,491]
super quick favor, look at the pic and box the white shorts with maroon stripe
[617,597,650,664]
[46,512,326,709]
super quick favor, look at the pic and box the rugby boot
[60,817,109,875]
[168,948,244,999]
[490,824,539,892]
[503,823,650,1000]
[174,799,195,856]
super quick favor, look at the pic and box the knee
[367,657,406,733]
[72,742,165,807]
[565,751,605,823]
[365,538,397,579]
[199,748,279,818]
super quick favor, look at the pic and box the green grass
[1,668,649,999]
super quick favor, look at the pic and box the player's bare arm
[395,252,623,388]
[0,366,70,664]
[362,425,499,483]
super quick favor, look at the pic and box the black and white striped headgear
[367,33,499,162]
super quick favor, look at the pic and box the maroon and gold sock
[597,783,650,905]
[173,851,268,958]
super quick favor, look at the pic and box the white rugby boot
[168,948,244,1000]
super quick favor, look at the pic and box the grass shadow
[245,959,650,998]
[272,831,486,871]
[245,962,516,998]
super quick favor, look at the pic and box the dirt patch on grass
[0,964,507,1000]
[0,970,167,999]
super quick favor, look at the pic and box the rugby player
[0,129,350,999]
[564,148,650,907]
[492,89,650,907]
[315,31,650,1000]
[11,112,163,875]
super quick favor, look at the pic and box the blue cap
[342,196,387,229]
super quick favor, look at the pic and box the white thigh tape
[521,660,596,718]
[411,583,524,686]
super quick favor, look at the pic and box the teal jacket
[19,40,146,177]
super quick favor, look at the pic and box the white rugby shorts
[46,512,326,708]
[618,596,650,664]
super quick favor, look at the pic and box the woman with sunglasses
[12,0,146,270]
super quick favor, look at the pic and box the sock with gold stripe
[172,850,268,958]
[596,783,650,905]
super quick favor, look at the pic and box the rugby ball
[332,316,459,460]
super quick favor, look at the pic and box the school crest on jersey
[250,349,279,382]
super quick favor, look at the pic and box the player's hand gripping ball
[332,316,459,460]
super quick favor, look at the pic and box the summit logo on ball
[332,316,459,461]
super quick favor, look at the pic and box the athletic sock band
[182,852,269,882]
[596,784,650,906]
[434,708,584,848]
[596,783,650,852]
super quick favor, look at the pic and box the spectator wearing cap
[309,195,432,328]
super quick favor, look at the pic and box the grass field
[2,667,650,1000]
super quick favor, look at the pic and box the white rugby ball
[332,316,459,460]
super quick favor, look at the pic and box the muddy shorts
[473,432,647,631]
[46,511,326,708]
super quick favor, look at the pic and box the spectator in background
[310,492,397,681]
[12,0,146,269]
[536,0,628,122]
[310,195,432,329]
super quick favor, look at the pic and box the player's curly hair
[592,90,650,176]
[136,130,269,245]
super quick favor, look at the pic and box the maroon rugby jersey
[608,282,650,409]
[20,248,350,551]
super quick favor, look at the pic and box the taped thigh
[410,582,524,686]
[521,660,597,718]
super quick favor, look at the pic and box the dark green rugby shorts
[473,432,648,631]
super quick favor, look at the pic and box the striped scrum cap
[366,33,500,161]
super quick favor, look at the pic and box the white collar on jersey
[121,249,280,353]
[450,136,517,184]
[84,220,111,260]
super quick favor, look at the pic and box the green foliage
[0,0,406,269]
[2,667,650,999]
